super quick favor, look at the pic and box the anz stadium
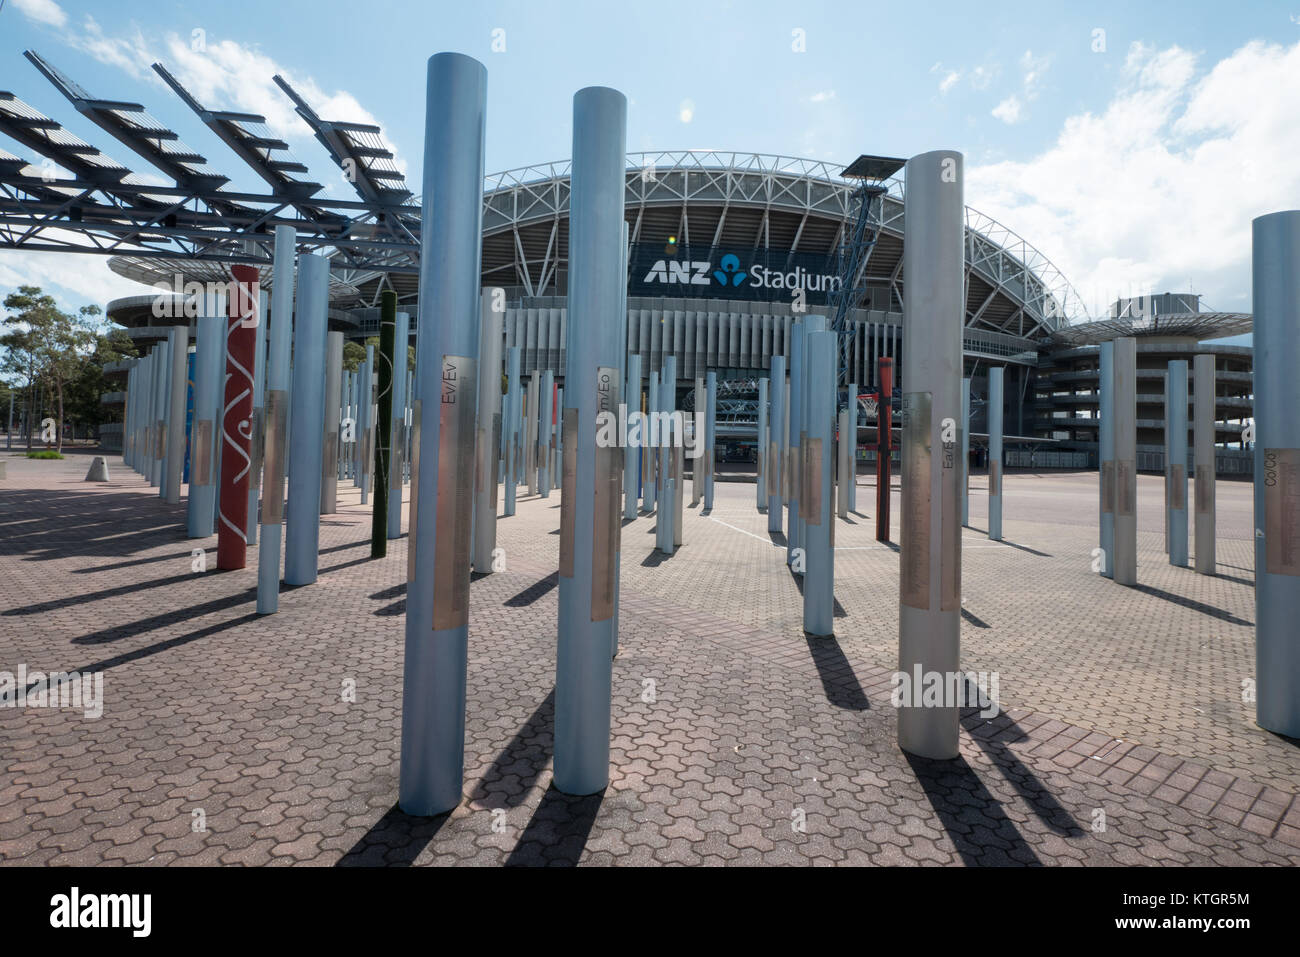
[104,148,1104,460]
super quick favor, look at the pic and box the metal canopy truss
[0,48,1092,331]
[0,51,419,289]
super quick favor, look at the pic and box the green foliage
[2,285,113,450]
[26,450,64,459]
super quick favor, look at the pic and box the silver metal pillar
[704,370,716,510]
[321,332,343,514]
[837,407,850,519]
[897,149,963,760]
[150,339,170,489]
[163,325,188,504]
[644,370,658,513]
[554,84,625,796]
[187,293,225,537]
[473,290,503,570]
[767,355,785,530]
[400,52,486,817]
[804,331,835,636]
[1113,337,1138,586]
[988,366,1003,541]
[1252,209,1300,737]
[691,375,704,506]
[1168,360,1188,567]
[1099,341,1115,578]
[787,322,804,565]
[525,372,538,495]
[539,369,554,496]
[961,377,970,526]
[283,253,329,587]
[847,382,857,513]
[1163,371,1170,554]
[1194,353,1216,575]
[503,345,520,517]
[757,375,768,512]
[624,353,641,520]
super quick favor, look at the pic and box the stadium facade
[101,151,1254,472]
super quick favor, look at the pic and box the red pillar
[875,356,893,543]
[217,265,260,569]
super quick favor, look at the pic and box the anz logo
[643,253,748,288]
[641,259,714,286]
[641,252,837,294]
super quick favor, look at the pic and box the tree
[2,286,101,452]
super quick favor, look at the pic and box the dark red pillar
[875,356,893,543]
[217,264,260,569]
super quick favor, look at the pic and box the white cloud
[12,0,67,28]
[1021,50,1050,99]
[679,99,695,123]
[968,39,1300,316]
[991,95,1023,124]
[938,70,961,94]
[0,247,144,313]
[969,65,998,90]
[809,90,836,103]
[69,16,160,84]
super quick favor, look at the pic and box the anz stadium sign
[629,243,842,305]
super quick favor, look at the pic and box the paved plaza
[1,450,1297,866]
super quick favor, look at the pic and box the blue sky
[3,0,1300,333]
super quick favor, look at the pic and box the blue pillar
[897,149,964,761]
[988,366,1003,541]
[787,323,803,565]
[645,370,658,513]
[847,381,857,513]
[1099,341,1115,578]
[257,227,296,612]
[704,370,716,509]
[399,52,486,816]
[624,353,641,520]
[283,253,329,586]
[503,345,520,517]
[803,331,835,636]
[961,377,970,526]
[539,368,554,496]
[472,293,501,569]
[1168,360,1188,566]
[1252,210,1300,737]
[554,85,625,796]
[767,355,785,531]
[757,375,768,512]
[187,293,225,537]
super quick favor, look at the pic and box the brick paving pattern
[1,449,1297,865]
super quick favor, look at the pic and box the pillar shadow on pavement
[802,635,869,711]
[1132,583,1252,626]
[505,786,604,866]
[904,751,1044,866]
[471,688,555,809]
[335,804,450,867]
